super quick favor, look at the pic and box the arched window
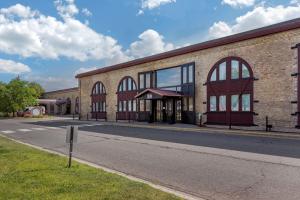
[206,57,254,126]
[91,82,107,120]
[117,76,137,121]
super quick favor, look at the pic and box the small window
[231,60,239,79]
[103,102,106,112]
[219,95,226,111]
[133,100,137,112]
[118,83,123,92]
[188,97,193,111]
[183,67,187,84]
[242,64,250,78]
[118,101,122,112]
[219,62,226,80]
[128,100,132,111]
[122,79,127,91]
[183,97,188,111]
[242,94,250,111]
[210,96,217,112]
[132,81,136,90]
[139,74,144,89]
[145,100,151,111]
[146,73,151,88]
[128,79,132,91]
[188,65,193,83]
[139,100,145,112]
[211,69,217,81]
[122,101,126,112]
[231,95,239,111]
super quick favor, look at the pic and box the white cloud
[209,4,300,38]
[0,59,31,74]
[24,74,77,91]
[82,8,92,17]
[139,0,176,13]
[127,29,174,58]
[0,2,130,63]
[222,0,256,8]
[74,67,97,75]
[54,0,79,19]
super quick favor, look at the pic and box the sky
[0,0,299,91]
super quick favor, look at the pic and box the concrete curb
[0,134,205,200]
[96,122,300,140]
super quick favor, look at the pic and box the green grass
[0,136,181,200]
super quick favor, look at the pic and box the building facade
[74,19,300,130]
[42,87,79,115]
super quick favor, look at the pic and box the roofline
[76,18,300,79]
[43,87,79,95]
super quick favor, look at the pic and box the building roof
[135,88,182,99]
[76,18,300,79]
[43,87,79,95]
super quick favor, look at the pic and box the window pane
[145,100,151,111]
[210,96,216,112]
[145,73,151,88]
[219,62,226,80]
[188,97,193,111]
[242,64,250,78]
[133,100,137,112]
[156,67,181,87]
[231,60,239,79]
[103,102,106,112]
[118,83,122,92]
[123,79,127,91]
[128,100,132,111]
[139,100,145,112]
[132,81,136,90]
[100,84,104,94]
[123,101,127,112]
[183,97,188,111]
[139,74,144,89]
[96,102,99,112]
[128,79,132,91]
[242,94,250,111]
[118,101,122,112]
[183,67,187,84]
[188,65,193,83]
[219,95,226,111]
[231,95,239,111]
[211,69,216,81]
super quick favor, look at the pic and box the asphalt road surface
[1,118,300,200]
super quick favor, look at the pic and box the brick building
[41,87,79,115]
[52,18,300,130]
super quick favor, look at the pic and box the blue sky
[0,0,299,91]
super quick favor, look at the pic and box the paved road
[1,118,300,200]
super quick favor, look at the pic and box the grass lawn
[0,136,181,200]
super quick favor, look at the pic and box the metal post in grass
[66,126,78,168]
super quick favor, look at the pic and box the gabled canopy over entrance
[135,88,182,100]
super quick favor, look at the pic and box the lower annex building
[45,18,300,130]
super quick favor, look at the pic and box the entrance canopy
[37,99,67,105]
[135,88,182,100]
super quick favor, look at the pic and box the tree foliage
[0,78,45,115]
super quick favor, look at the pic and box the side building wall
[79,28,300,130]
[43,88,79,115]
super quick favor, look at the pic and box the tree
[28,82,45,98]
[0,82,11,115]
[0,78,45,116]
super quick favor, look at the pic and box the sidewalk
[74,119,300,140]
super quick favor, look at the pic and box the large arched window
[116,76,137,121]
[206,57,254,126]
[91,81,107,120]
